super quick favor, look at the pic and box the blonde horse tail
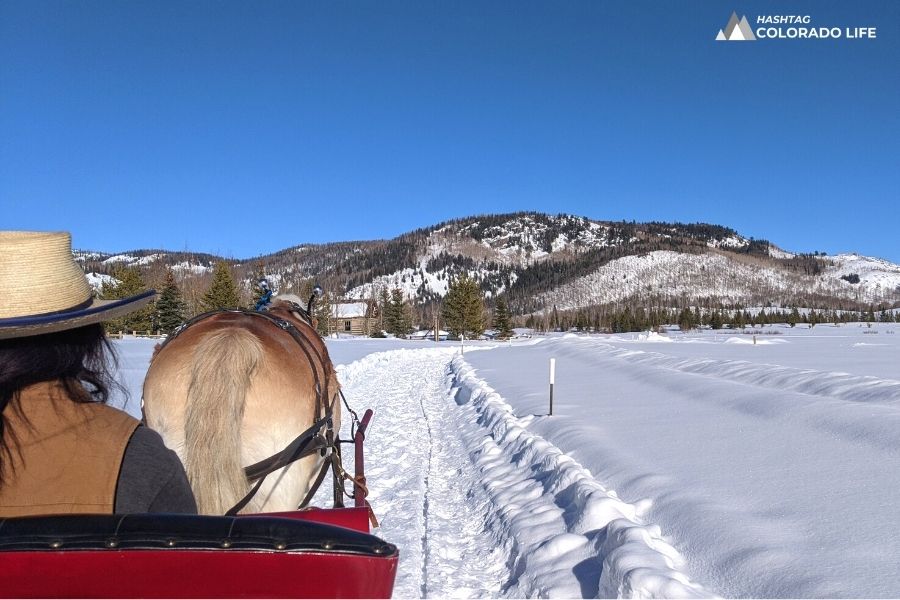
[184,328,263,515]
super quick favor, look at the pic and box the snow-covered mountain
[75,212,900,313]
[537,250,900,311]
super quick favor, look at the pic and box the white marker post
[549,358,556,416]
[460,334,465,355]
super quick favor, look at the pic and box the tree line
[523,304,900,333]
[99,261,520,341]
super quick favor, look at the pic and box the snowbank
[447,357,715,598]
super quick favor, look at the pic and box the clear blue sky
[1,1,898,260]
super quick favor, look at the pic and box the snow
[767,245,795,260]
[539,250,900,310]
[332,302,368,318]
[102,253,162,266]
[109,322,900,597]
[85,271,116,291]
[825,253,900,292]
[705,235,746,250]
[170,261,211,275]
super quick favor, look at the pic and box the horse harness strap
[226,415,329,516]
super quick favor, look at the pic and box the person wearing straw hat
[0,231,196,516]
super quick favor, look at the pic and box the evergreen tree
[442,275,485,339]
[678,307,694,332]
[493,296,514,339]
[809,309,819,327]
[378,288,390,333]
[201,261,241,312]
[382,289,412,337]
[154,269,187,334]
[382,288,401,335]
[101,266,153,333]
[313,288,332,337]
[788,307,801,328]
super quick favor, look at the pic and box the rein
[155,304,349,515]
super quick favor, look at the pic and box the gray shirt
[114,425,197,514]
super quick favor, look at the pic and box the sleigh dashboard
[0,511,398,598]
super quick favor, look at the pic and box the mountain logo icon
[716,12,756,41]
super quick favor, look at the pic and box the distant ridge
[76,212,900,318]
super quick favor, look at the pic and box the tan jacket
[0,381,139,516]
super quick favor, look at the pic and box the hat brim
[0,290,157,340]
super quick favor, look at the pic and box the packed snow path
[331,346,711,598]
[335,348,507,598]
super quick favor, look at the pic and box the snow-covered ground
[111,322,900,598]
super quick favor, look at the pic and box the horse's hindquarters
[142,309,341,515]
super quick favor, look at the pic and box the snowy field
[111,322,900,598]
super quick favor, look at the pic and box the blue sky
[1,1,898,260]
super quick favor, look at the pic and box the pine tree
[678,307,694,332]
[201,261,241,312]
[493,296,513,339]
[385,289,412,337]
[442,275,485,339]
[101,266,153,333]
[154,269,187,334]
[382,288,400,335]
[809,309,819,327]
[313,288,332,337]
[377,288,390,334]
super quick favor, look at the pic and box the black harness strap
[243,419,330,482]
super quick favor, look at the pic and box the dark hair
[0,324,122,481]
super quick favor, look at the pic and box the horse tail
[184,328,263,515]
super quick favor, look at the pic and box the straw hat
[0,231,156,339]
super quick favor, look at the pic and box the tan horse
[142,297,341,515]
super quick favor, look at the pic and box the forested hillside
[75,212,900,330]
